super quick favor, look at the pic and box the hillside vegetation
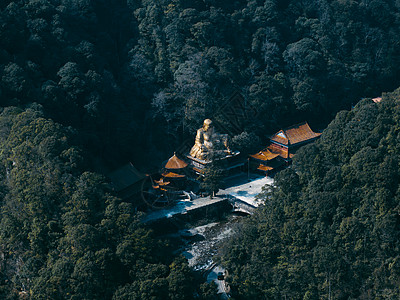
[0,0,400,299]
[0,106,213,299]
[221,90,400,299]
[1,0,400,167]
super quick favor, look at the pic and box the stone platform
[187,151,244,176]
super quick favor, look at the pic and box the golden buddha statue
[189,119,231,160]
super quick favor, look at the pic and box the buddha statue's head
[203,119,213,132]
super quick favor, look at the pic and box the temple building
[108,163,147,201]
[268,122,321,159]
[250,122,321,175]
[249,148,284,176]
[161,152,189,188]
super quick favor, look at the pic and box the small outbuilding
[372,97,382,103]
[108,163,146,201]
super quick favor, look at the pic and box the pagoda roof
[257,164,274,172]
[109,163,146,192]
[153,179,170,189]
[165,153,188,170]
[154,179,170,186]
[270,122,321,146]
[162,172,186,178]
[250,149,279,161]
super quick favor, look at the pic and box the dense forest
[221,90,400,299]
[0,106,217,299]
[1,0,400,299]
[1,0,400,169]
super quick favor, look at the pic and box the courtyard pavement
[218,173,274,207]
[143,173,274,222]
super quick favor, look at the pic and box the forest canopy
[0,0,400,299]
[0,106,214,299]
[0,0,400,169]
[221,89,400,299]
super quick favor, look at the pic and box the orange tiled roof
[162,172,186,178]
[153,186,168,191]
[257,164,274,172]
[270,122,321,146]
[250,149,279,161]
[165,153,188,169]
[267,144,289,159]
[154,179,170,186]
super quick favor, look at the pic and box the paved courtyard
[143,173,274,222]
[218,173,274,207]
[143,195,226,223]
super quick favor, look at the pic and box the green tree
[201,160,224,198]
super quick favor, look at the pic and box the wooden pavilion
[161,152,189,188]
